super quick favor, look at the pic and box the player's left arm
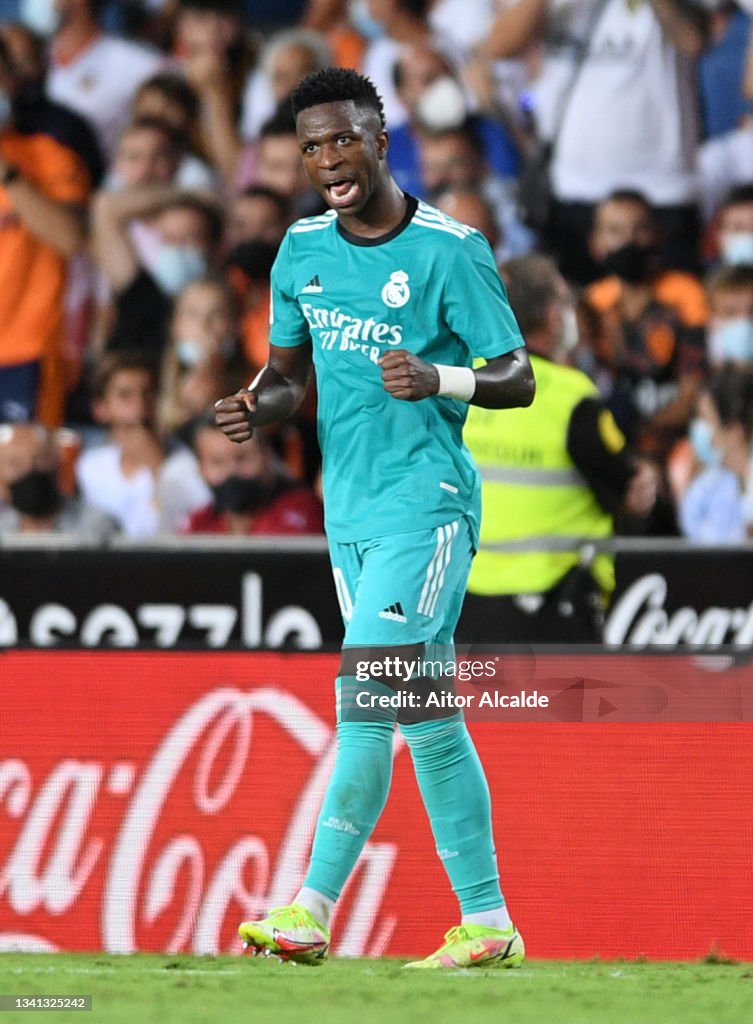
[380,347,535,409]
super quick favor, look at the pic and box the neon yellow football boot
[239,903,330,965]
[403,923,524,969]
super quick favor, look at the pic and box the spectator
[388,44,520,199]
[240,27,332,142]
[247,102,322,215]
[181,416,323,535]
[0,20,105,187]
[131,72,217,190]
[91,187,223,356]
[76,349,210,534]
[434,186,503,259]
[158,275,249,434]
[458,254,657,644]
[227,183,292,248]
[481,0,707,282]
[586,190,708,460]
[108,116,181,191]
[716,183,753,265]
[360,0,460,129]
[43,0,163,157]
[679,366,753,541]
[706,263,753,368]
[0,421,118,539]
[0,35,89,428]
[174,0,257,183]
[418,120,532,257]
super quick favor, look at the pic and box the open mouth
[325,179,360,208]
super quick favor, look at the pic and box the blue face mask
[20,0,60,37]
[689,417,723,468]
[152,245,207,297]
[721,232,753,266]
[349,0,385,41]
[176,338,205,368]
[717,317,753,363]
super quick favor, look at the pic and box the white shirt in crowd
[47,34,163,157]
[76,444,210,537]
[531,0,699,206]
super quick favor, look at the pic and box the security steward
[458,254,657,644]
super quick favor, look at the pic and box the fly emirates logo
[301,302,403,365]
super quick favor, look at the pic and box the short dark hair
[259,101,298,139]
[720,184,753,212]
[136,73,200,123]
[238,184,293,222]
[706,263,753,297]
[601,189,655,218]
[290,67,386,130]
[499,255,561,337]
[121,116,182,154]
[707,366,753,437]
[158,193,225,248]
[91,351,159,401]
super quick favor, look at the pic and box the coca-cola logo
[605,573,753,648]
[0,687,398,956]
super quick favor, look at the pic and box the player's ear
[376,128,389,159]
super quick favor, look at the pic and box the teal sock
[303,717,394,902]
[400,714,504,914]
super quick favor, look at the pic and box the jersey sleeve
[566,397,633,514]
[441,231,525,360]
[268,233,312,348]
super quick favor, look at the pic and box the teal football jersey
[269,196,525,543]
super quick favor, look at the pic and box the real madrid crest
[381,270,410,309]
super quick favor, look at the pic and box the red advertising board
[1,651,752,960]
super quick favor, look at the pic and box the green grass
[0,954,751,1024]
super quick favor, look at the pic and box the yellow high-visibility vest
[464,354,617,596]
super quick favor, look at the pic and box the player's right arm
[214,342,313,444]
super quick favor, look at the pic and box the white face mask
[415,76,467,133]
[721,231,753,266]
[20,0,61,38]
[152,245,208,297]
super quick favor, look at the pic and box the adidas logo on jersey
[302,275,323,293]
[378,602,407,623]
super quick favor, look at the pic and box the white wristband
[433,364,476,402]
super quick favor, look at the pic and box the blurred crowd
[1,0,753,543]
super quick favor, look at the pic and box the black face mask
[211,476,272,515]
[227,240,279,282]
[9,470,61,518]
[599,243,656,285]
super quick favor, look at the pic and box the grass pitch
[0,953,750,1024]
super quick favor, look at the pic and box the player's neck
[336,178,407,239]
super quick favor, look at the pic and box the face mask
[176,338,206,368]
[9,469,61,518]
[716,317,753,363]
[0,90,11,132]
[211,476,272,515]
[415,76,467,133]
[20,0,60,37]
[152,245,207,297]
[556,305,579,359]
[599,243,656,285]
[348,0,385,41]
[227,240,278,282]
[689,417,723,468]
[721,232,753,267]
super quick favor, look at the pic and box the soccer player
[214,67,535,969]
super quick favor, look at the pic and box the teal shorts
[329,517,474,647]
